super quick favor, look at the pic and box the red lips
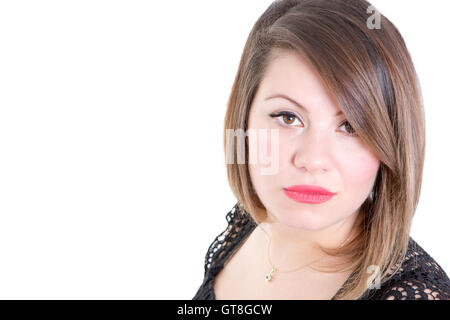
[284,185,335,195]
[283,185,336,204]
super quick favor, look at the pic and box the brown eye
[269,111,302,127]
[340,120,357,136]
[282,114,296,125]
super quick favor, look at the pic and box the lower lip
[283,190,334,204]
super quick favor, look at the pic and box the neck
[258,209,360,271]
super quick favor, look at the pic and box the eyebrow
[264,94,343,117]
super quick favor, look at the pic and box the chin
[273,209,330,232]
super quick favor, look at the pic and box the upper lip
[284,185,335,195]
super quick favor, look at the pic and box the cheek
[258,131,272,167]
[340,149,380,190]
[249,129,292,171]
[277,137,293,168]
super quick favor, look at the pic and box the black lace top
[193,203,450,300]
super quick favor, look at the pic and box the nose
[293,129,334,173]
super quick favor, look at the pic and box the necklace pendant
[265,268,275,282]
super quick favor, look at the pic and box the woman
[193,0,450,300]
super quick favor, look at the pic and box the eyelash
[269,111,358,137]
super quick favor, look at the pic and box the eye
[269,111,358,137]
[339,120,358,137]
[269,111,302,127]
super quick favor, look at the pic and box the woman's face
[247,49,380,232]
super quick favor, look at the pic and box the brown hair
[223,0,426,299]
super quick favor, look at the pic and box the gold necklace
[264,231,351,282]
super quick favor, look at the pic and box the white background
[0,0,448,299]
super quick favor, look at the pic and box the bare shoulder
[213,224,266,299]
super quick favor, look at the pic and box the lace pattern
[363,238,450,300]
[193,203,450,300]
[204,203,257,272]
[193,203,256,300]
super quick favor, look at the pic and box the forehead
[257,50,341,115]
